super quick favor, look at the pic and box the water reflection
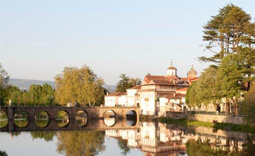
[0,111,8,128]
[35,111,50,128]
[57,131,105,156]
[0,119,255,156]
[75,110,88,127]
[14,111,29,128]
[55,110,69,127]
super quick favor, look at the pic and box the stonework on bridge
[0,106,140,132]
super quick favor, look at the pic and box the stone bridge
[0,106,140,132]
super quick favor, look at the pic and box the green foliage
[116,74,141,92]
[55,65,105,106]
[242,84,255,127]
[0,149,8,156]
[217,54,244,99]
[201,4,254,64]
[118,140,130,155]
[57,131,105,156]
[0,63,9,105]
[195,4,255,112]
[156,117,255,134]
[31,131,55,142]
[186,139,228,156]
[186,67,221,107]
[3,83,55,106]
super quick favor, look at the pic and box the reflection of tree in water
[0,149,7,156]
[56,131,105,156]
[9,132,21,138]
[118,140,130,155]
[237,136,255,156]
[186,137,255,156]
[186,139,228,156]
[30,131,55,142]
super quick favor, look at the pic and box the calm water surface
[0,119,255,156]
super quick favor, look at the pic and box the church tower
[166,61,177,76]
[187,65,197,79]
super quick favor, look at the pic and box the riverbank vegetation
[156,117,255,134]
[186,4,255,118]
[186,136,255,156]
[0,64,107,107]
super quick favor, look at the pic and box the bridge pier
[8,107,14,132]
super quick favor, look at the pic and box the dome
[167,66,177,70]
[187,65,197,78]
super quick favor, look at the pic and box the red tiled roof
[144,75,181,85]
[189,77,199,81]
[105,92,127,97]
[129,85,141,89]
[177,87,188,92]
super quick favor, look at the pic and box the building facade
[104,63,198,116]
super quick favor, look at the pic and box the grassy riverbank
[154,117,255,134]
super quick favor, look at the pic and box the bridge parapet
[0,106,140,132]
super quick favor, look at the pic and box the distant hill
[103,85,116,93]
[9,78,116,93]
[9,78,55,90]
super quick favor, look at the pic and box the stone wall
[166,112,188,119]
[188,114,244,125]
[166,111,245,125]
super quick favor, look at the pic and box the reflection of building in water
[105,122,249,155]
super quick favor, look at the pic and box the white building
[104,63,198,116]
[105,86,141,107]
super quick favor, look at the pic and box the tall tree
[0,63,9,105]
[201,4,253,61]
[55,65,104,106]
[217,54,244,114]
[116,74,141,92]
[242,83,255,126]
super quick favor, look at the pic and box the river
[1,116,255,156]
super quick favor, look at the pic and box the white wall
[140,91,156,115]
[105,96,118,107]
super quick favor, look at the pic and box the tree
[116,74,141,92]
[0,63,9,105]
[186,67,221,110]
[4,85,22,106]
[116,74,130,92]
[55,65,105,106]
[0,149,7,156]
[242,83,255,126]
[217,54,244,114]
[200,4,254,65]
[200,4,255,92]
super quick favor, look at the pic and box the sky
[0,0,255,85]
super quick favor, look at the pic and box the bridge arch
[14,110,29,128]
[35,110,50,128]
[75,110,88,127]
[0,110,8,128]
[55,110,69,128]
[126,110,138,126]
[104,110,116,118]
